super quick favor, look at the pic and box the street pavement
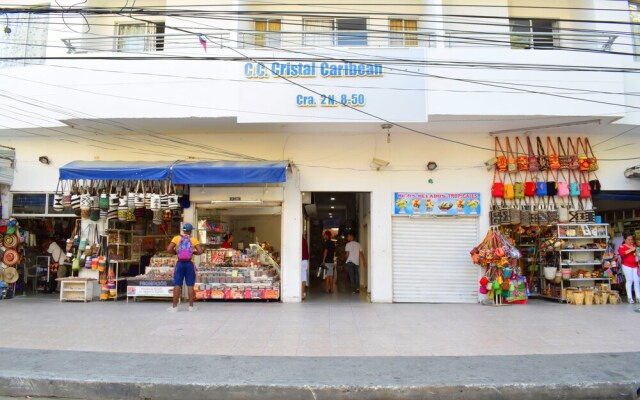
[0,292,639,399]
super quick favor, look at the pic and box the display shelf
[569,278,611,281]
[560,261,603,266]
[558,236,609,240]
[560,249,606,252]
[59,278,94,302]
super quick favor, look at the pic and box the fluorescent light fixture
[211,200,263,204]
[330,197,335,201]
[330,206,335,209]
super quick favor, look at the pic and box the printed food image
[412,198,421,208]
[438,201,453,210]
[395,199,408,209]
[467,199,479,210]
[425,199,434,209]
[456,199,465,209]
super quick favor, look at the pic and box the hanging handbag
[536,137,549,171]
[160,181,170,210]
[504,172,515,200]
[535,174,547,197]
[558,201,570,223]
[66,220,79,252]
[579,172,591,199]
[584,138,598,171]
[546,136,560,170]
[168,184,180,210]
[118,187,128,221]
[566,137,580,170]
[134,180,145,209]
[557,137,570,170]
[514,179,525,199]
[546,170,558,197]
[62,181,72,208]
[557,170,569,197]
[495,137,507,172]
[538,198,550,226]
[584,199,596,223]
[144,181,152,210]
[489,200,501,226]
[589,171,601,194]
[505,137,517,173]
[520,200,532,227]
[80,185,91,211]
[526,136,540,172]
[529,199,540,225]
[109,182,119,211]
[569,170,580,197]
[509,201,521,225]
[492,170,504,198]
[70,182,81,214]
[127,181,136,210]
[524,172,536,197]
[547,197,559,224]
[499,200,511,226]
[152,209,163,225]
[577,138,591,172]
[515,136,528,171]
[53,180,64,212]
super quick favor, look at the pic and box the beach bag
[515,137,528,171]
[527,136,539,172]
[177,234,193,261]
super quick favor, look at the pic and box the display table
[59,278,95,302]
[127,263,175,302]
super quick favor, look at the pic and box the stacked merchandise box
[195,245,280,301]
[126,256,175,300]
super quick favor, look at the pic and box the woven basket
[573,291,585,305]
[584,289,595,306]
[599,291,609,305]
[609,290,621,304]
[566,287,578,304]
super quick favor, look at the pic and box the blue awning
[59,161,173,181]
[171,161,288,185]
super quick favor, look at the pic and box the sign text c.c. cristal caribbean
[244,62,384,79]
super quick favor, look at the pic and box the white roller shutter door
[392,217,479,303]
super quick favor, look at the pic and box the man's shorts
[174,260,196,287]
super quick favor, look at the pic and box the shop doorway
[303,192,370,302]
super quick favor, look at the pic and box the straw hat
[2,249,19,266]
[3,267,18,283]
[3,234,18,249]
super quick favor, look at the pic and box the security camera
[371,158,390,171]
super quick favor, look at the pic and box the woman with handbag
[618,232,640,304]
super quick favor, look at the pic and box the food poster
[394,193,481,216]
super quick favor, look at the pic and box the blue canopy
[59,160,173,180]
[172,161,288,184]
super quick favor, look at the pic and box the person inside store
[344,231,367,294]
[302,235,309,300]
[617,232,640,304]
[42,237,67,293]
[221,233,234,249]
[166,223,204,312]
[322,230,336,293]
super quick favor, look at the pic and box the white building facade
[1,0,640,303]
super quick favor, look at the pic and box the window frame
[509,18,558,49]
[114,21,165,52]
[389,18,418,47]
[254,19,282,48]
[10,192,76,217]
[303,17,368,46]
[630,2,640,59]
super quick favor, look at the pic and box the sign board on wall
[238,49,427,123]
[393,192,481,216]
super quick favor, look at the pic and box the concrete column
[370,188,393,303]
[281,168,302,302]
[425,0,445,48]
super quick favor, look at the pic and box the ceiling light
[330,206,335,209]
[330,197,335,201]
[38,156,50,165]
[426,161,438,171]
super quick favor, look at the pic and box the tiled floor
[2,291,640,357]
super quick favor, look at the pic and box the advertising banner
[393,192,481,216]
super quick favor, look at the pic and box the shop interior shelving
[539,223,610,302]
[106,229,135,300]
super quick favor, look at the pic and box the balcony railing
[238,30,434,48]
[61,29,618,54]
[61,32,232,54]
[444,31,618,51]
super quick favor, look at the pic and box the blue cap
[182,223,194,232]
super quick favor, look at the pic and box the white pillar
[425,0,445,48]
[281,169,302,302]
[370,188,393,303]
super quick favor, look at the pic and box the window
[303,18,368,46]
[116,22,165,52]
[390,19,418,47]
[510,19,557,49]
[254,19,281,48]
[631,2,640,57]
[11,193,75,216]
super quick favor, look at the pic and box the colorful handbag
[569,170,580,197]
[505,137,517,173]
[536,175,547,197]
[589,172,601,194]
[495,137,507,172]
[546,170,558,197]
[547,136,560,170]
[527,136,539,172]
[577,137,590,172]
[566,137,580,170]
[557,172,570,197]
[536,136,549,171]
[524,172,536,197]
[514,181,525,199]
[515,137,528,171]
[579,173,591,199]
[585,138,598,171]
[53,180,64,212]
[492,170,504,198]
[557,137,570,170]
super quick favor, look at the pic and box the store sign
[127,285,174,297]
[393,192,481,216]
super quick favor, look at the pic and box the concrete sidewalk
[0,295,639,399]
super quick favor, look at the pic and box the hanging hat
[3,267,18,283]
[3,234,18,248]
[2,248,19,266]
[0,268,3,282]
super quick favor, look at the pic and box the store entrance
[303,192,370,302]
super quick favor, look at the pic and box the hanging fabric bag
[144,181,152,209]
[526,136,539,172]
[53,180,64,212]
[584,138,598,171]
[134,180,145,209]
[558,199,570,223]
[491,170,504,198]
[515,136,528,171]
[495,137,507,172]
[505,137,517,173]
[127,181,136,210]
[546,136,560,170]
[109,181,119,211]
[577,138,591,172]
[579,172,591,199]
[99,182,109,211]
[589,171,601,194]
[524,171,536,197]
[535,173,547,197]
[569,169,580,197]
[62,180,72,208]
[557,170,570,197]
[151,182,161,211]
[71,182,81,214]
[503,173,515,200]
[566,137,580,170]
[546,169,558,197]
[160,181,170,210]
[168,184,179,210]
[536,137,549,171]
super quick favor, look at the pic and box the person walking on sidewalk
[618,232,640,304]
[301,235,309,300]
[322,230,336,293]
[166,223,203,312]
[345,231,366,294]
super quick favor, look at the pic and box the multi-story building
[1,0,639,303]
